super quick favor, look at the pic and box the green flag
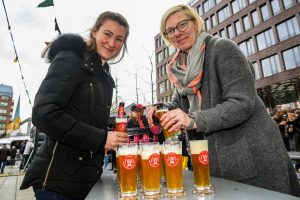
[37,0,54,7]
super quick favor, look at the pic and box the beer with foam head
[115,117,127,133]
[163,141,183,194]
[141,148,161,195]
[190,140,213,194]
[156,109,175,140]
[118,144,138,197]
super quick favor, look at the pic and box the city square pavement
[0,162,34,200]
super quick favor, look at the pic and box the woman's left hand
[160,108,191,132]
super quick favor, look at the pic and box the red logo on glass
[198,150,209,165]
[148,153,160,168]
[123,155,136,170]
[165,152,179,167]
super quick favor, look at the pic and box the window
[157,67,160,78]
[238,38,255,56]
[211,14,217,27]
[251,10,259,26]
[203,0,215,13]
[235,20,242,35]
[242,15,250,31]
[261,54,281,77]
[231,0,247,14]
[220,29,226,38]
[159,82,165,94]
[217,6,230,23]
[197,5,203,16]
[0,116,6,120]
[283,45,300,70]
[252,62,261,80]
[216,0,222,4]
[227,25,235,39]
[1,96,9,100]
[205,18,211,31]
[157,51,163,63]
[0,102,8,106]
[256,29,275,51]
[0,123,6,128]
[0,109,7,114]
[276,17,300,42]
[249,0,256,3]
[283,0,294,9]
[260,4,270,21]
[270,0,281,16]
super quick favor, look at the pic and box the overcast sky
[0,0,187,123]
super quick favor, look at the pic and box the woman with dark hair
[20,11,129,200]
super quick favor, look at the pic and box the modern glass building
[155,0,300,110]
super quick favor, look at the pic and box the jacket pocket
[89,81,95,114]
[215,136,257,182]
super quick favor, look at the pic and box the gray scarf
[167,32,208,113]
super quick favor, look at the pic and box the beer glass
[163,141,183,194]
[140,142,161,196]
[116,150,121,185]
[156,105,176,140]
[115,116,127,133]
[189,140,214,194]
[159,144,165,182]
[118,143,138,197]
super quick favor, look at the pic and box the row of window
[0,109,7,114]
[157,46,176,64]
[226,16,299,56]
[253,45,300,79]
[158,79,173,95]
[158,95,173,103]
[0,102,8,107]
[206,0,298,38]
[0,116,7,120]
[1,96,9,100]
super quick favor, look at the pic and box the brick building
[0,84,14,135]
[155,0,300,110]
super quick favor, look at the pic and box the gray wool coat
[166,35,300,196]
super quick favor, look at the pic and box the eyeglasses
[164,18,195,38]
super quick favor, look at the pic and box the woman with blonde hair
[148,4,300,196]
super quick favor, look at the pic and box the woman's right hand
[105,131,128,151]
[146,106,157,128]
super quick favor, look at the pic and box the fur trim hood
[45,33,87,62]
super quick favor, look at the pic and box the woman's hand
[146,106,157,128]
[105,131,128,151]
[160,108,191,132]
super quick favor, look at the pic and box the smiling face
[92,19,127,63]
[165,11,198,52]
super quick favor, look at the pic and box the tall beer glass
[189,140,214,194]
[140,142,161,196]
[163,141,183,194]
[159,144,165,182]
[118,143,138,197]
[156,105,176,140]
[115,117,127,133]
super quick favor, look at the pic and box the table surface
[86,167,300,200]
[288,151,300,159]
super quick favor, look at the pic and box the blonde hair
[160,4,204,45]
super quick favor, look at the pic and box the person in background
[10,146,17,166]
[272,110,290,151]
[20,11,129,200]
[19,139,34,170]
[147,4,300,196]
[0,144,10,174]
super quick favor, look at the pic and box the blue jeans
[0,160,7,173]
[33,187,73,200]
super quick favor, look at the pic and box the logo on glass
[123,155,136,170]
[148,153,160,168]
[165,152,179,167]
[198,150,209,165]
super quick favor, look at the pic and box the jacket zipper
[89,82,94,114]
[42,141,58,190]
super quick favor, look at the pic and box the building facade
[155,0,300,110]
[0,84,14,135]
